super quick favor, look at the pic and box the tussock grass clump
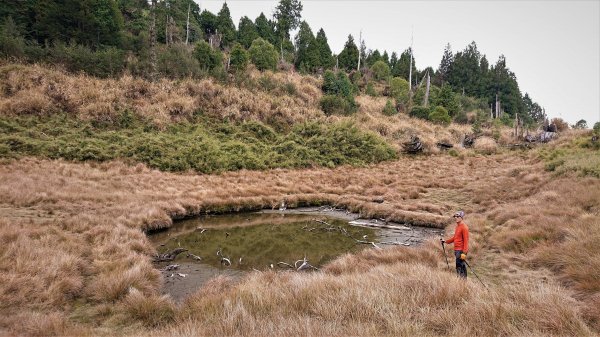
[165,252,590,336]
[122,288,176,327]
[473,136,498,154]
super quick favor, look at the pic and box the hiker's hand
[440,238,445,244]
[460,253,467,260]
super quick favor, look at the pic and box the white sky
[197,0,600,126]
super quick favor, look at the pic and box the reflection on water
[150,213,375,271]
[148,211,440,301]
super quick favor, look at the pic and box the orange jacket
[445,222,469,253]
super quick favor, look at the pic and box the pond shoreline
[150,208,443,303]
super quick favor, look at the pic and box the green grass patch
[538,136,600,178]
[0,114,397,173]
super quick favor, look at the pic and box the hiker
[441,211,469,278]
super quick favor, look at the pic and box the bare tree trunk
[150,0,158,81]
[186,3,190,45]
[495,92,500,119]
[357,30,362,72]
[423,71,431,107]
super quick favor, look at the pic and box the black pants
[455,250,467,278]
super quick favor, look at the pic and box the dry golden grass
[473,136,498,154]
[343,95,473,152]
[0,64,323,128]
[0,141,598,335]
[0,64,598,336]
[1,63,497,154]
[162,248,590,336]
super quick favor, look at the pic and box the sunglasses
[453,215,461,218]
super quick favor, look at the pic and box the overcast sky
[196,0,600,126]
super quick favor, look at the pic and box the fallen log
[153,248,187,262]
[348,220,410,231]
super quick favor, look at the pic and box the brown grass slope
[0,144,599,335]
[0,63,475,151]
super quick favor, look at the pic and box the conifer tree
[255,12,276,45]
[435,43,453,86]
[273,0,303,40]
[382,50,389,65]
[389,52,398,71]
[294,21,315,70]
[217,2,236,48]
[366,49,381,67]
[338,34,359,72]
[315,28,334,69]
[393,48,417,82]
[199,10,218,36]
[237,16,258,48]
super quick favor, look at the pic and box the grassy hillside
[0,138,599,335]
[0,62,598,336]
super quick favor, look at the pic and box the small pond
[148,208,441,301]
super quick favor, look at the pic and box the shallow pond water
[148,209,441,301]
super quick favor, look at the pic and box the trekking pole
[439,237,450,271]
[464,260,487,288]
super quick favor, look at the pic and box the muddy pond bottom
[149,209,441,301]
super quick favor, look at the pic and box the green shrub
[0,115,395,173]
[194,41,223,72]
[454,111,468,124]
[322,70,337,94]
[258,74,277,91]
[371,60,391,81]
[593,122,600,135]
[409,106,430,120]
[434,85,460,117]
[48,43,126,78]
[366,82,377,96]
[389,77,409,103]
[382,100,397,116]
[428,106,451,125]
[229,43,249,72]
[283,82,297,96]
[249,38,278,71]
[320,70,357,115]
[0,17,26,59]
[158,44,202,78]
[320,95,356,116]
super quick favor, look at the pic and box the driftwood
[436,142,453,150]
[539,131,557,143]
[505,143,532,150]
[463,134,475,148]
[295,257,319,271]
[187,253,202,261]
[164,264,180,271]
[217,248,231,266]
[153,248,187,262]
[348,220,410,231]
[403,136,423,154]
[524,134,536,143]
